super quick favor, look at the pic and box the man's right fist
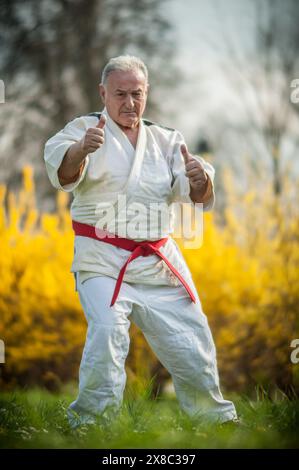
[79,114,106,155]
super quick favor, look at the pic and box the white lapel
[103,107,135,159]
[125,118,147,194]
[102,106,147,196]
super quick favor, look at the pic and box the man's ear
[99,84,106,104]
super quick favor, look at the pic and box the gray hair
[101,55,148,85]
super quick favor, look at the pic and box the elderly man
[44,55,237,427]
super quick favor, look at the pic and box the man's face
[99,69,148,130]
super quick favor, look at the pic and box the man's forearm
[189,175,213,204]
[58,142,87,185]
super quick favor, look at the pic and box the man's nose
[125,94,134,108]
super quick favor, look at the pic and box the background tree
[0,0,179,209]
[192,0,299,215]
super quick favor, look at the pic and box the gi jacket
[44,107,215,288]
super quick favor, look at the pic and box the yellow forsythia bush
[0,167,85,389]
[0,166,298,395]
[180,170,299,395]
[0,166,159,391]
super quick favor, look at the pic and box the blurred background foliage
[0,166,298,396]
[0,0,298,398]
[0,0,179,207]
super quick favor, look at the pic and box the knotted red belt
[72,220,196,307]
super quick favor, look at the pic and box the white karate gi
[44,108,237,426]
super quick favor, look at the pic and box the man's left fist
[180,143,208,192]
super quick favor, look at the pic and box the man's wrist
[189,173,212,203]
[58,160,86,186]
[58,143,87,185]
[73,141,88,162]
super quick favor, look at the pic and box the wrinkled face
[99,69,148,130]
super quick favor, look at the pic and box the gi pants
[67,273,237,427]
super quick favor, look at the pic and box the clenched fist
[79,114,106,155]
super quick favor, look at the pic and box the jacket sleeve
[168,130,216,211]
[43,116,90,192]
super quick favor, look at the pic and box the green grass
[0,382,298,449]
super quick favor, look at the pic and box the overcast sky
[161,0,256,144]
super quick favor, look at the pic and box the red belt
[72,220,196,307]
